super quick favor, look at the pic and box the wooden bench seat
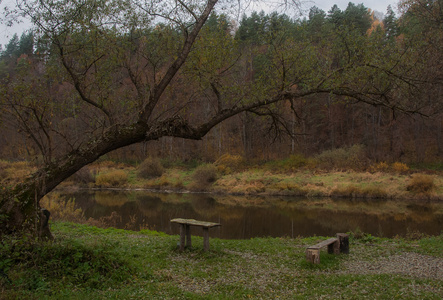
[171,218,221,251]
[306,233,349,264]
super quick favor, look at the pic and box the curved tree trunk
[0,122,148,237]
[0,116,211,237]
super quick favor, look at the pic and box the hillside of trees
[1,2,442,164]
[0,0,442,237]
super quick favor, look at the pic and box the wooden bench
[306,233,349,264]
[170,218,221,251]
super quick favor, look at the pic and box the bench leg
[185,225,192,249]
[337,233,349,254]
[328,240,340,255]
[306,248,320,264]
[179,224,186,251]
[203,227,210,251]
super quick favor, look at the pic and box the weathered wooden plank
[307,238,338,250]
[171,218,221,228]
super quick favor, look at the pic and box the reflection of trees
[94,191,131,207]
[66,191,443,238]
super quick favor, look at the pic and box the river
[61,190,443,239]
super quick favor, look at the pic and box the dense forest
[1,0,442,237]
[1,1,442,164]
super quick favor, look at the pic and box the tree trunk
[0,115,214,237]
[0,122,148,237]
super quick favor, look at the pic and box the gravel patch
[338,252,443,280]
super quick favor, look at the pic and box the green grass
[1,222,442,299]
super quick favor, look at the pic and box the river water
[61,190,443,239]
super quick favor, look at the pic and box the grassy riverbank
[62,156,443,201]
[1,222,442,299]
[2,154,443,200]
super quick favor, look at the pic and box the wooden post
[328,239,340,255]
[179,224,186,251]
[203,227,210,251]
[185,224,192,249]
[306,248,320,264]
[337,233,349,254]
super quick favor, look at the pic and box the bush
[215,154,244,174]
[391,162,409,173]
[137,157,164,179]
[193,164,218,185]
[369,161,389,173]
[287,154,309,169]
[315,144,366,170]
[96,170,128,187]
[406,174,435,194]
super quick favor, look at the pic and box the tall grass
[40,193,85,223]
[406,174,435,194]
[95,170,128,187]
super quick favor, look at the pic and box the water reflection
[64,190,443,239]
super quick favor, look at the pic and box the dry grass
[330,185,388,199]
[214,153,245,174]
[95,169,128,187]
[0,160,36,186]
[40,193,85,223]
[407,174,436,194]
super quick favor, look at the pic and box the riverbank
[2,157,443,201]
[1,222,442,298]
[63,158,443,201]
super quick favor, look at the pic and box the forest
[0,0,442,238]
[1,1,442,163]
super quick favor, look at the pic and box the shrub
[315,144,366,170]
[193,164,218,185]
[215,154,244,174]
[406,174,435,194]
[287,154,309,169]
[369,161,389,173]
[137,157,164,179]
[96,170,128,187]
[391,162,409,173]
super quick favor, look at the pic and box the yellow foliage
[391,162,409,173]
[369,161,389,173]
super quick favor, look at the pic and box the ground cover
[0,222,442,299]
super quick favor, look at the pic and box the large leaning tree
[0,0,436,238]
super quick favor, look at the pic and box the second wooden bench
[306,233,349,264]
